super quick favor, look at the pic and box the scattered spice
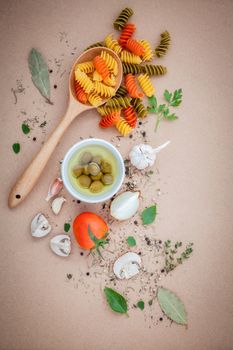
[54,84,57,89]
[67,273,72,279]
[40,121,47,128]
[164,240,194,273]
[33,137,37,141]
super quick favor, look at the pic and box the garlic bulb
[50,235,71,257]
[51,196,66,215]
[113,252,142,279]
[110,191,140,221]
[129,141,171,170]
[46,177,63,201]
[31,213,51,238]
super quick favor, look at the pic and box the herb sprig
[164,240,194,273]
[147,89,183,132]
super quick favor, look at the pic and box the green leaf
[164,113,178,121]
[137,300,145,310]
[163,107,170,117]
[126,236,136,247]
[157,287,188,325]
[28,48,52,104]
[170,100,182,107]
[64,223,70,232]
[147,106,157,113]
[158,104,166,113]
[12,143,20,154]
[104,287,128,314]
[141,204,157,225]
[21,123,30,134]
[164,89,172,102]
[148,95,157,108]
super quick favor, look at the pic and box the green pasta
[132,98,148,118]
[115,85,128,98]
[142,64,167,76]
[113,7,134,30]
[155,31,171,57]
[105,96,132,108]
[97,105,121,116]
[85,41,105,51]
[122,63,144,75]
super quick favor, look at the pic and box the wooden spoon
[8,47,123,208]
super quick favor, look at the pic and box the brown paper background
[0,0,233,349]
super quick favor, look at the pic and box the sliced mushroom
[113,252,142,280]
[51,196,66,215]
[31,213,51,238]
[50,235,71,257]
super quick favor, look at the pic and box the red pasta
[123,106,137,128]
[118,23,136,47]
[74,80,88,104]
[99,111,121,128]
[125,74,144,98]
[125,38,145,56]
[93,55,110,80]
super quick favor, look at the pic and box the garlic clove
[50,235,71,257]
[31,213,51,238]
[46,177,63,201]
[110,191,140,221]
[51,196,66,215]
[113,252,142,279]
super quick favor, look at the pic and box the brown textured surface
[0,1,233,349]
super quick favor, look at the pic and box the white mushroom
[31,213,51,238]
[50,235,71,257]
[113,252,142,279]
[51,196,66,215]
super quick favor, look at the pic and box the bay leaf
[157,287,188,325]
[28,48,52,104]
[141,204,157,225]
[104,287,128,314]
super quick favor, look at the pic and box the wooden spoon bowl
[8,47,123,208]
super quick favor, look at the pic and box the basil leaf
[12,143,20,154]
[157,287,188,325]
[28,48,52,104]
[126,236,136,247]
[137,300,145,310]
[21,123,30,134]
[147,95,157,108]
[104,287,128,314]
[64,223,70,232]
[141,204,157,225]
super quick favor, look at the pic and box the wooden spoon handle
[8,101,88,208]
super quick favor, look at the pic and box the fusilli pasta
[123,106,137,128]
[113,7,134,30]
[121,50,142,64]
[125,74,144,98]
[155,30,171,57]
[93,81,116,98]
[75,69,94,94]
[140,40,153,61]
[88,92,102,107]
[115,85,128,98]
[105,34,122,55]
[142,64,167,76]
[118,23,136,47]
[74,80,88,104]
[122,63,143,75]
[99,111,121,128]
[115,117,133,136]
[97,105,122,116]
[93,56,110,80]
[132,98,148,118]
[100,51,118,75]
[75,61,94,74]
[125,38,145,56]
[105,96,132,108]
[138,74,155,97]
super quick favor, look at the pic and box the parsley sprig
[147,89,183,132]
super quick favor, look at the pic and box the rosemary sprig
[164,240,194,273]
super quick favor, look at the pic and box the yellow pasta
[75,61,94,74]
[137,74,155,97]
[104,74,116,87]
[93,81,116,98]
[100,51,118,75]
[120,51,142,64]
[88,92,102,107]
[140,40,154,61]
[115,117,133,136]
[105,34,122,55]
[75,69,94,94]
[93,70,103,81]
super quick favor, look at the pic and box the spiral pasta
[113,7,134,30]
[99,111,121,128]
[115,85,128,98]
[97,105,122,116]
[142,64,167,76]
[125,38,145,56]
[74,80,88,104]
[155,30,171,57]
[125,74,144,98]
[104,75,116,87]
[100,51,118,75]
[88,92,102,107]
[121,51,142,64]
[75,61,94,74]
[85,41,105,51]
[105,34,122,55]
[138,74,155,97]
[122,63,143,75]
[115,117,133,136]
[93,70,103,81]
[123,107,137,128]
[105,96,132,108]
[93,56,110,80]
[75,69,94,94]
[118,23,136,47]
[93,81,116,98]
[131,98,148,118]
[140,40,153,61]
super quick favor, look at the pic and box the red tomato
[73,212,109,250]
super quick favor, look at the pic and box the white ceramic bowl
[61,138,125,203]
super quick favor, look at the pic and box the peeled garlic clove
[51,196,66,215]
[113,252,142,279]
[50,235,71,257]
[31,213,51,238]
[46,177,63,201]
[110,191,140,221]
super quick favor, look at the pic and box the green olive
[72,165,83,177]
[92,155,102,165]
[83,165,90,175]
[78,175,91,188]
[101,161,112,174]
[80,151,92,165]
[91,172,103,181]
[102,174,114,185]
[89,180,104,193]
[87,162,101,176]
